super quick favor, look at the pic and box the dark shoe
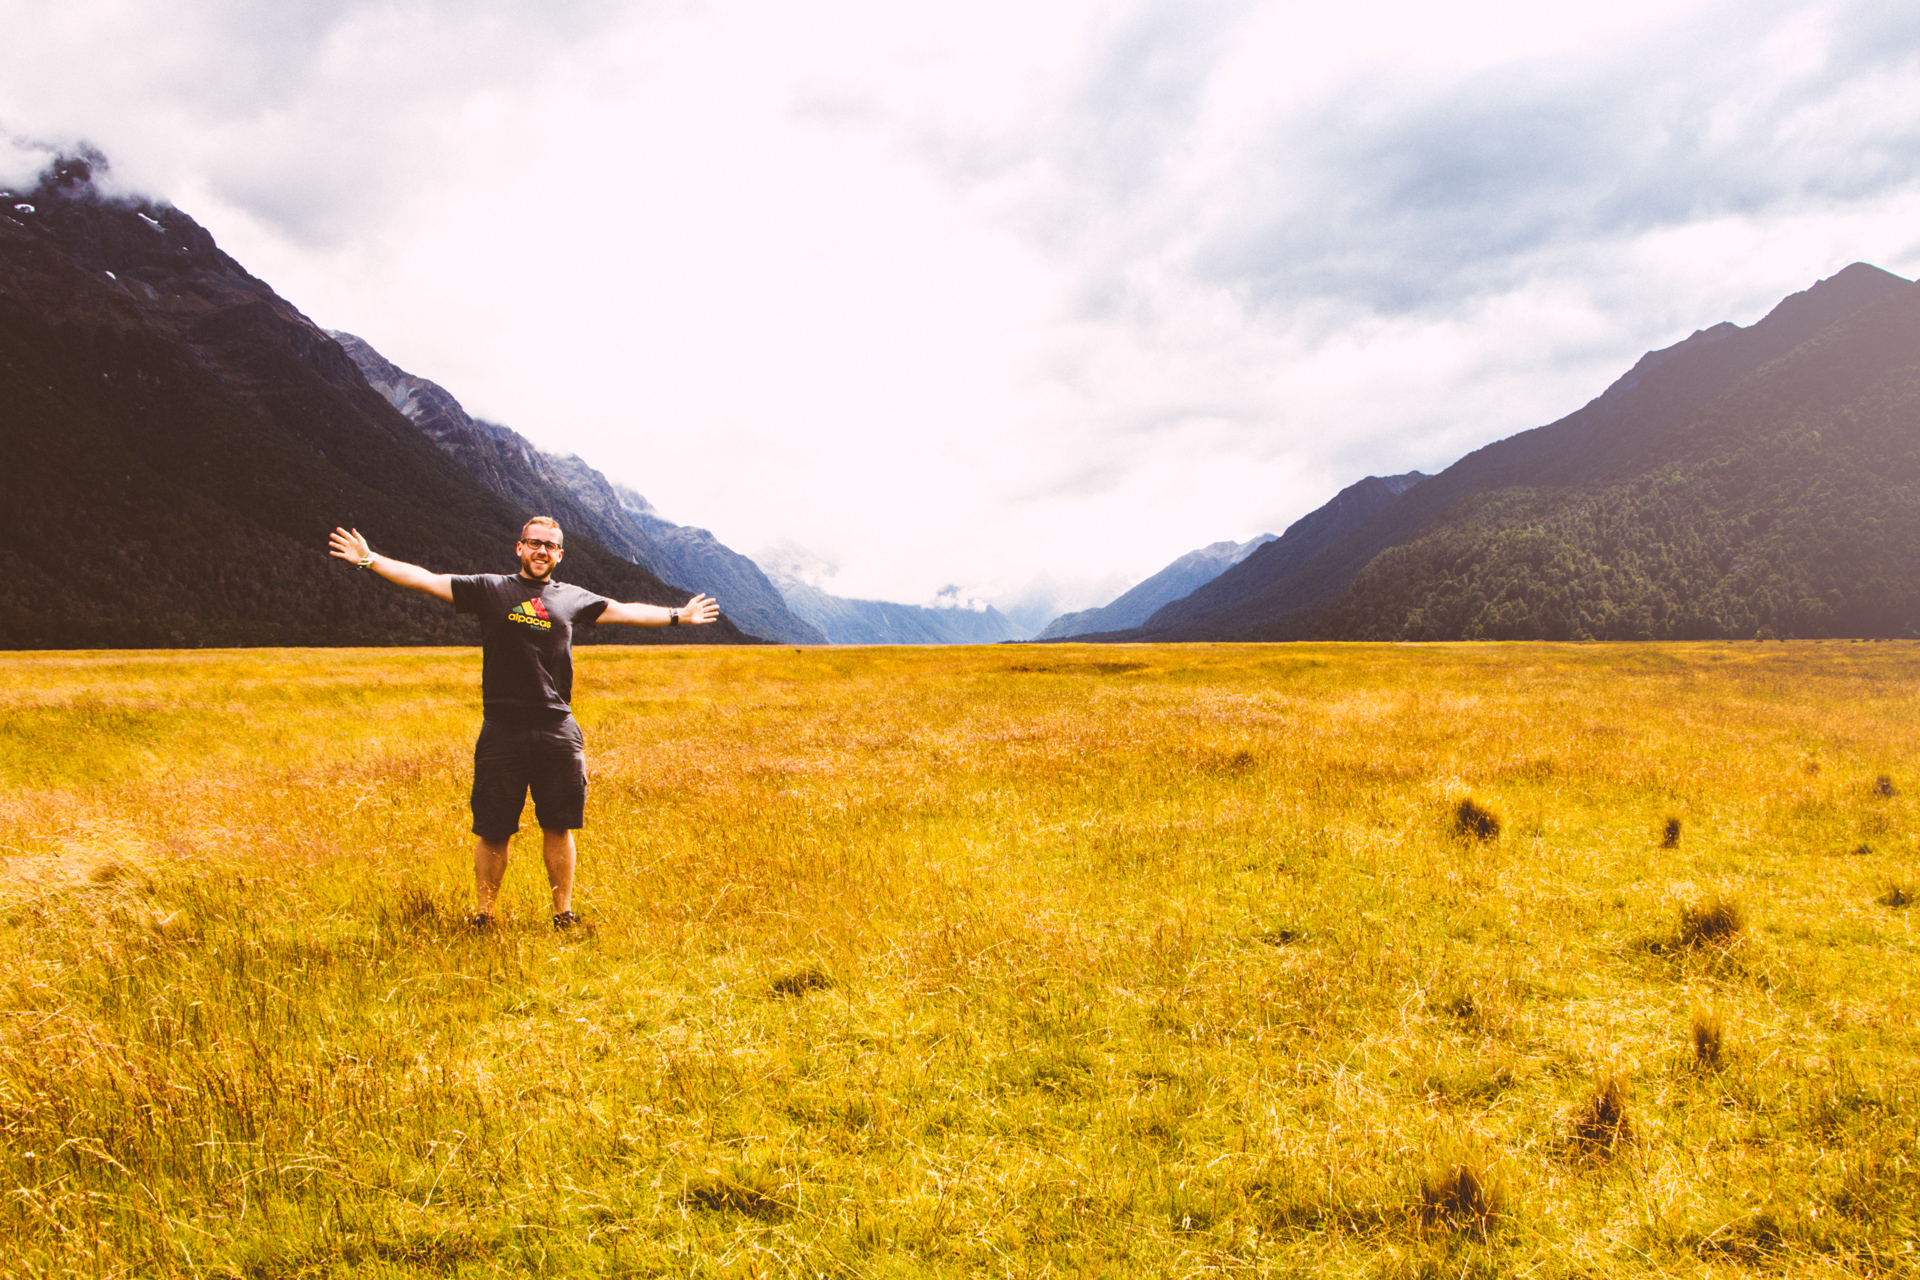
[470,912,494,934]
[552,911,579,930]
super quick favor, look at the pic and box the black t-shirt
[451,574,610,716]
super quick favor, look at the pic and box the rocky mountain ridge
[328,332,825,645]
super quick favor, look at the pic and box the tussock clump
[1192,747,1259,776]
[1873,774,1897,798]
[374,884,440,932]
[1660,817,1681,849]
[1678,895,1744,948]
[1879,884,1913,909]
[1569,1074,1633,1155]
[1451,798,1500,843]
[1691,1007,1724,1069]
[684,1170,791,1221]
[768,965,834,998]
[1420,1150,1503,1230]
[397,885,437,925]
[1696,1210,1784,1264]
[89,859,133,884]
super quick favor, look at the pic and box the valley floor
[1,641,1915,1277]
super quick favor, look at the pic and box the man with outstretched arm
[328,517,719,931]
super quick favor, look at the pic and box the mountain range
[0,150,1087,650]
[0,154,754,647]
[8,150,1918,649]
[1068,263,1919,643]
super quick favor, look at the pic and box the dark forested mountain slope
[0,155,749,647]
[1101,264,1910,642]
[1318,278,1920,640]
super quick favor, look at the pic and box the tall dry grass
[0,641,1916,1276]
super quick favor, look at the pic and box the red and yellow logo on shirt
[507,598,552,630]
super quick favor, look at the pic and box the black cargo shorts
[470,712,587,840]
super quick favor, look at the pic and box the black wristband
[669,608,679,625]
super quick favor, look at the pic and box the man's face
[517,529,564,580]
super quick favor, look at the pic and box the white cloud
[5,0,1920,608]
[0,134,55,189]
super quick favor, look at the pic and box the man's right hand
[329,527,373,566]
[327,527,455,601]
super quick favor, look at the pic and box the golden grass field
[1,641,1916,1278]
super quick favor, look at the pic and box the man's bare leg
[474,836,511,916]
[542,828,577,916]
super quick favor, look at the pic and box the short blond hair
[520,516,562,544]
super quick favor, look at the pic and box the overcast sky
[6,0,1920,610]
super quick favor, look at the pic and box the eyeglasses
[520,538,562,553]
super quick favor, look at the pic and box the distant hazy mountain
[330,333,824,645]
[991,573,1133,636]
[756,550,1025,644]
[609,484,827,646]
[1034,533,1280,639]
[0,153,750,648]
[1097,264,1911,642]
[774,580,1026,645]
